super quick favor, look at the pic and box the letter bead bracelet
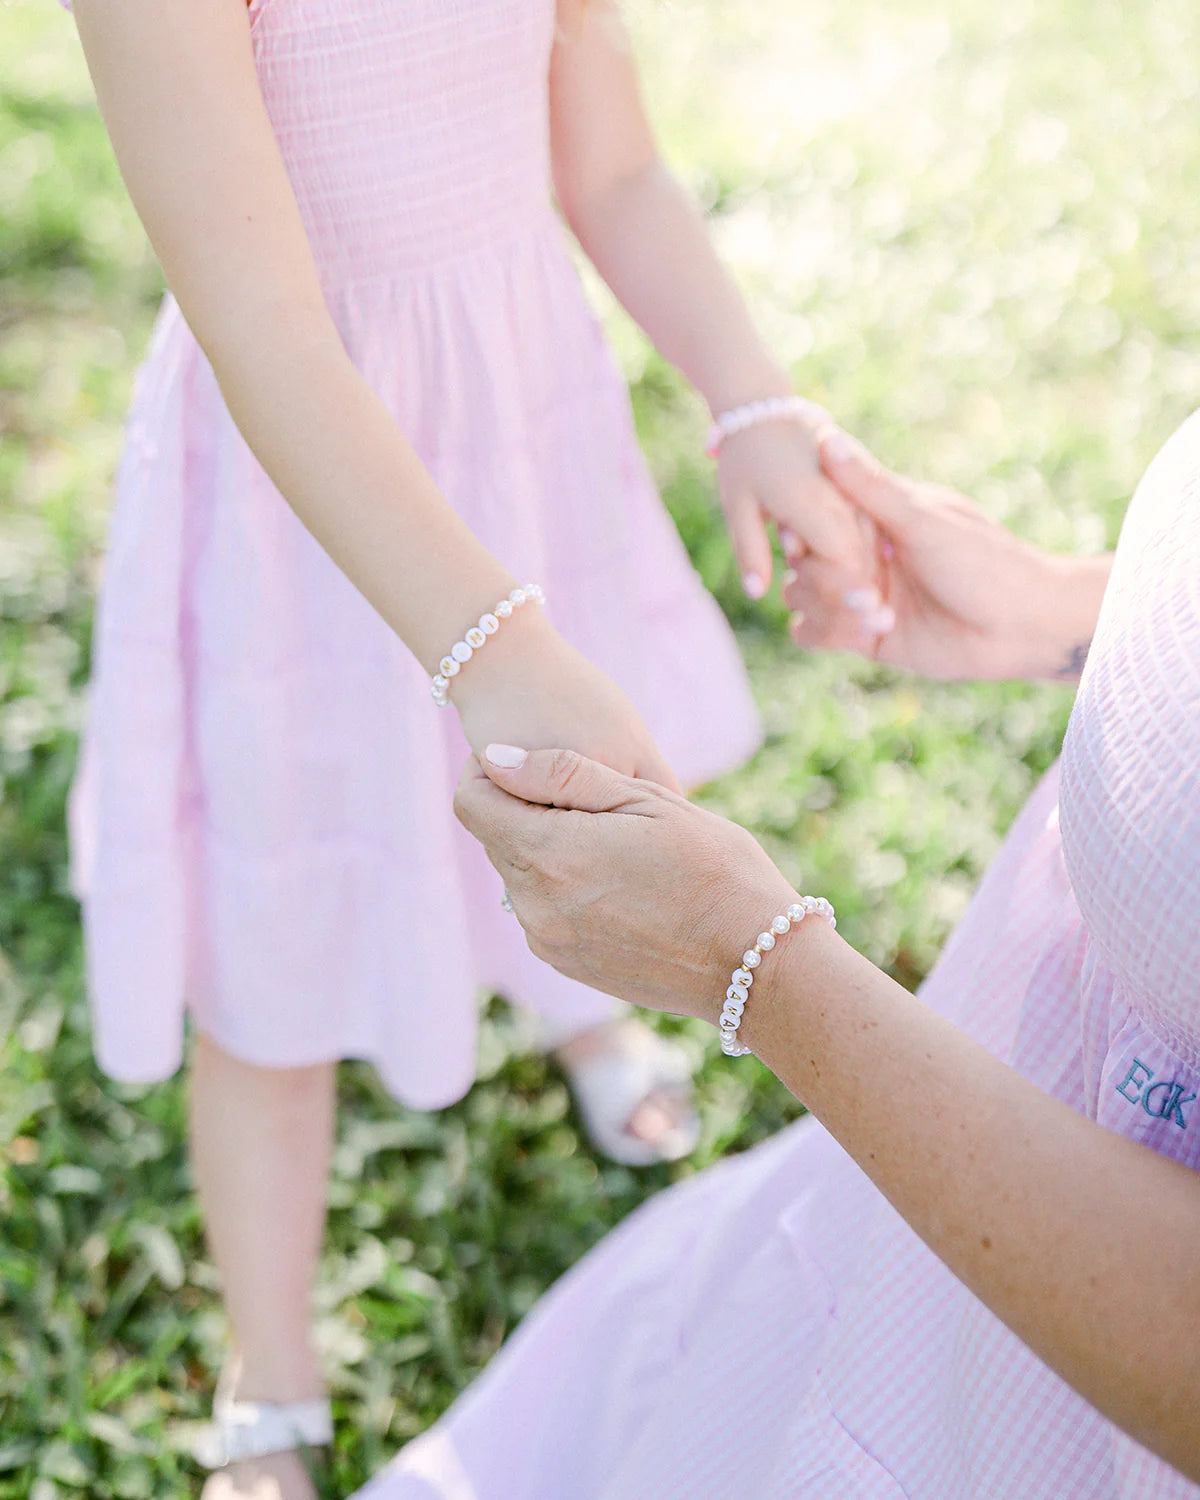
[719,895,836,1057]
[431,584,546,707]
[705,395,823,459]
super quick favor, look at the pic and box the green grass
[4,0,1200,1493]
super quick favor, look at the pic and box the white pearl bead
[510,587,527,606]
[756,931,775,952]
[742,950,761,969]
[465,626,487,650]
[786,903,805,923]
[496,599,514,619]
[726,982,748,1003]
[451,640,473,664]
[480,613,500,635]
[771,914,791,935]
[432,674,449,692]
[724,995,745,1016]
[439,656,460,678]
[732,967,754,988]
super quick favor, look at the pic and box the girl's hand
[454,745,795,1021]
[785,427,1112,682]
[716,406,879,601]
[454,612,682,790]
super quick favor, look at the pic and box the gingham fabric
[358,414,1200,1496]
[62,0,760,1103]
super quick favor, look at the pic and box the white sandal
[563,1024,701,1167]
[195,1370,333,1469]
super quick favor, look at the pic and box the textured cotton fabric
[358,414,1200,1494]
[68,0,761,1105]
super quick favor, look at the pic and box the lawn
[3,0,1200,1494]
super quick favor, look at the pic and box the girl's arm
[550,0,875,604]
[456,749,1200,1484]
[69,0,674,784]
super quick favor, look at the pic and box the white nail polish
[844,587,881,611]
[485,744,528,769]
[862,606,896,635]
[743,572,767,600]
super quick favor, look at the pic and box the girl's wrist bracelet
[719,895,836,1057]
[431,584,546,707]
[705,395,822,459]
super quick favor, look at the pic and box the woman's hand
[454,745,796,1019]
[715,408,880,601]
[452,612,681,789]
[785,427,1112,681]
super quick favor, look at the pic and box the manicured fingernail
[783,568,799,589]
[862,605,896,635]
[743,571,767,600]
[485,744,528,768]
[779,527,799,554]
[844,587,881,611]
[823,432,855,466]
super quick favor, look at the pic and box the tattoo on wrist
[1056,640,1091,680]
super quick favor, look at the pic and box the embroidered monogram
[1114,1057,1195,1130]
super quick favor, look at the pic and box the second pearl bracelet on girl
[705,394,823,459]
[431,584,546,707]
[719,895,836,1057]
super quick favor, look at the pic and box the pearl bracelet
[719,895,836,1057]
[705,395,821,459]
[431,583,545,707]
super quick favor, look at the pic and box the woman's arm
[549,0,873,599]
[69,0,673,782]
[455,748,1200,1484]
[753,921,1200,1483]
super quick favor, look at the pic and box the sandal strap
[198,1392,333,1467]
[565,1029,698,1166]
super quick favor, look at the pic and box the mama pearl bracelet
[431,583,545,707]
[719,895,836,1057]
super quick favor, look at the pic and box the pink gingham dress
[357,418,1200,1494]
[66,0,760,1104]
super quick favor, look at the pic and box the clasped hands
[456,420,1109,1026]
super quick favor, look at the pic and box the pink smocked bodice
[248,0,558,282]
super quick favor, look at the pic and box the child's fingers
[783,556,896,651]
[721,487,774,600]
[759,468,877,585]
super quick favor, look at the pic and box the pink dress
[356,415,1200,1494]
[69,0,760,1105]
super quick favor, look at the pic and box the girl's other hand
[453,611,682,790]
[715,407,878,601]
[784,426,1111,682]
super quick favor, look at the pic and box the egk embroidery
[1115,1058,1195,1130]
